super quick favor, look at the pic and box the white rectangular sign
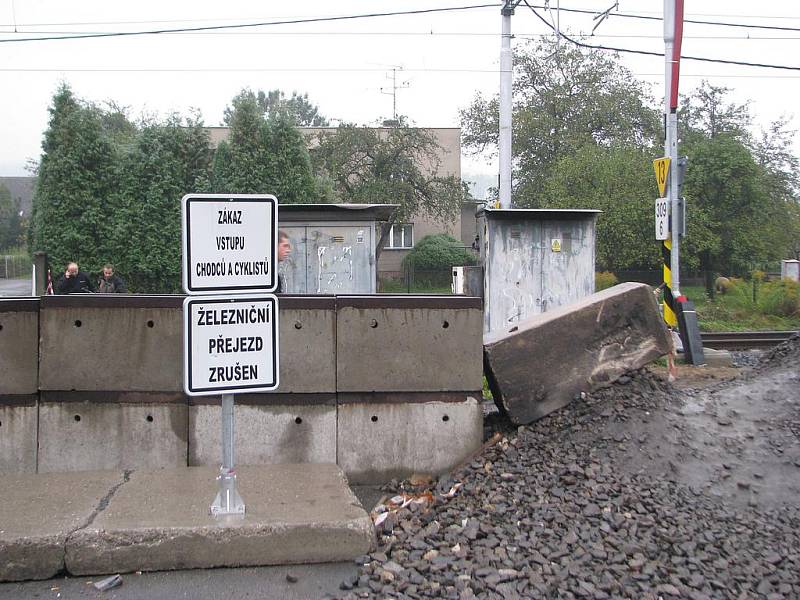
[183,295,279,396]
[655,197,670,241]
[182,194,278,295]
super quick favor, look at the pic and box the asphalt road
[0,277,33,296]
[0,563,357,600]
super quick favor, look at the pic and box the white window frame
[384,223,414,249]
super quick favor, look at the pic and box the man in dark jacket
[56,262,94,294]
[97,264,128,293]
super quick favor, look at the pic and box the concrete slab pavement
[0,464,374,582]
[0,471,124,581]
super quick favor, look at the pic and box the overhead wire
[524,2,800,71]
[0,3,499,44]
[525,4,800,33]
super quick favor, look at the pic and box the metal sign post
[211,393,244,515]
[181,193,280,518]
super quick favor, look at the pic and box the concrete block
[65,464,374,575]
[0,301,39,395]
[0,471,123,581]
[39,296,183,392]
[337,396,483,484]
[0,399,38,474]
[37,396,188,473]
[484,282,672,425]
[701,347,734,368]
[273,297,336,393]
[336,296,483,392]
[189,401,336,466]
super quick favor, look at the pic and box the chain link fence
[0,254,32,279]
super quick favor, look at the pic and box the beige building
[204,126,477,277]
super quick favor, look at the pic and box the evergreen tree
[213,89,316,202]
[113,113,212,292]
[29,84,120,275]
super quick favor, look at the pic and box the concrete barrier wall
[0,300,41,474]
[336,296,483,393]
[0,300,39,395]
[0,295,483,481]
[37,393,188,473]
[39,296,184,392]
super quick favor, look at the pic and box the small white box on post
[181,194,280,517]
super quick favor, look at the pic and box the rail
[700,330,798,350]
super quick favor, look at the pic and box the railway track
[700,330,798,350]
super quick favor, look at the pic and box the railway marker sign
[655,197,670,240]
[653,157,670,198]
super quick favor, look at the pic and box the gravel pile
[334,367,800,599]
[730,350,763,369]
[757,333,800,371]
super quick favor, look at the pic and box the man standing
[276,230,291,293]
[97,264,128,293]
[56,262,94,294]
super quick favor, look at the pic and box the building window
[385,224,413,249]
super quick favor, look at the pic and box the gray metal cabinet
[479,208,600,335]
[277,204,396,294]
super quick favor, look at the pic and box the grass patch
[679,283,800,331]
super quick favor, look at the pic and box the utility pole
[380,66,410,122]
[499,1,520,209]
[664,0,684,300]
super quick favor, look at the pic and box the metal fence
[379,266,455,294]
[0,255,31,279]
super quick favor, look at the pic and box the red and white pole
[664,0,684,296]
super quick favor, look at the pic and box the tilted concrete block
[0,471,123,581]
[37,394,188,473]
[337,395,483,484]
[484,282,672,425]
[189,398,336,466]
[39,296,183,392]
[0,399,38,474]
[0,300,39,395]
[336,296,483,392]
[65,465,373,575]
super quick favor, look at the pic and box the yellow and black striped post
[662,238,677,327]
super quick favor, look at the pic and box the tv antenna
[380,66,410,121]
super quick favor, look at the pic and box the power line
[5,7,800,29]
[526,4,800,33]
[1,28,798,41]
[524,3,800,72]
[0,3,499,44]
[2,66,799,80]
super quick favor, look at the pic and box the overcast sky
[1,0,799,182]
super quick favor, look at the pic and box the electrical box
[278,204,397,294]
[477,207,600,335]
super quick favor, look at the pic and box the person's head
[66,262,78,276]
[278,230,291,262]
[103,264,114,279]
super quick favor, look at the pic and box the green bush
[402,234,476,270]
[759,281,800,317]
[595,271,618,291]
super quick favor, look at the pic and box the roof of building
[478,207,602,219]
[278,203,398,222]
